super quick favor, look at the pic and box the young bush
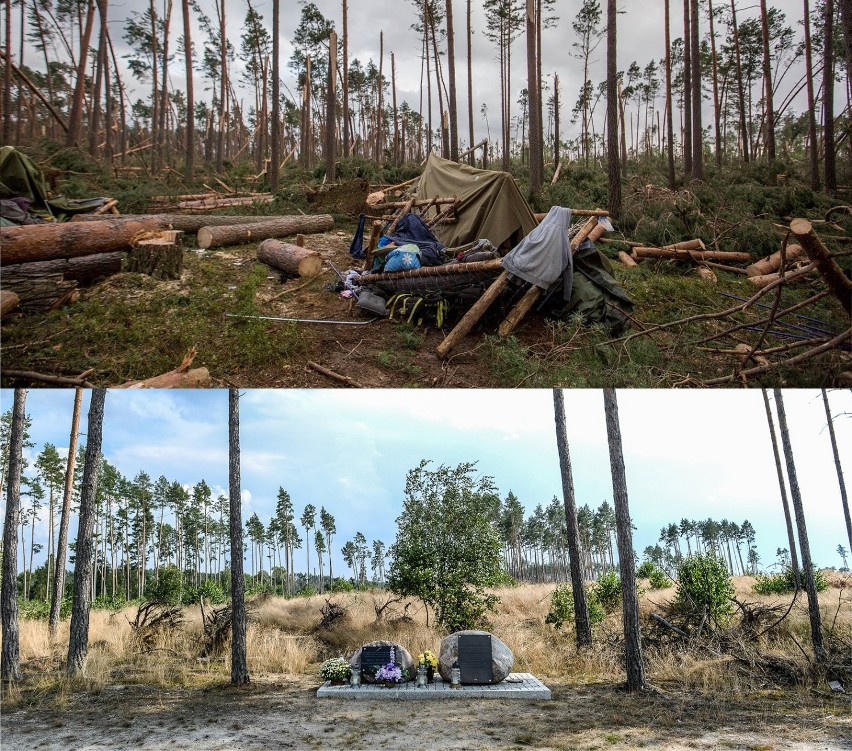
[592,572,622,612]
[184,579,227,605]
[146,566,184,605]
[636,561,657,579]
[545,584,605,630]
[675,555,735,622]
[649,567,671,590]
[753,567,828,595]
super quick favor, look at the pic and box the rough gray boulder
[348,640,416,683]
[438,630,514,684]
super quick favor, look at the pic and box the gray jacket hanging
[502,206,574,299]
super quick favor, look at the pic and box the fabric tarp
[414,154,537,250]
[502,206,573,297]
[0,146,107,221]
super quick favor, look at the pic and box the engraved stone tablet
[458,633,494,684]
[360,645,392,677]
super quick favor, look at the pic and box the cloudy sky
[2,387,850,577]
[14,0,818,147]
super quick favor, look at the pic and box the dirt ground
[3,676,850,751]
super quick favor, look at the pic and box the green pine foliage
[674,554,736,623]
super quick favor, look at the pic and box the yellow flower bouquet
[418,650,439,668]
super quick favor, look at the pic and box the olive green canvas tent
[414,154,537,250]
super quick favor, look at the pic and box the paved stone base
[317,672,551,700]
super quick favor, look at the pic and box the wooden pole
[789,218,852,314]
[197,214,334,249]
[436,271,510,359]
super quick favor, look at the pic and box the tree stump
[127,230,184,280]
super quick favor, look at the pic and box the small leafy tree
[545,583,604,630]
[387,461,503,632]
[675,554,735,623]
[591,571,622,612]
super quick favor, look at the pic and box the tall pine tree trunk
[526,0,542,197]
[823,0,837,195]
[730,0,750,161]
[229,389,249,685]
[689,0,703,178]
[803,0,820,190]
[759,0,776,161]
[182,0,195,180]
[607,0,621,217]
[773,389,826,665]
[664,0,676,187]
[342,0,350,158]
[682,0,693,176]
[708,0,722,167]
[603,389,646,692]
[446,0,459,160]
[466,0,474,165]
[1,389,27,684]
[66,0,96,147]
[822,389,851,550]
[762,389,801,588]
[552,390,592,648]
[66,389,107,677]
[49,389,83,639]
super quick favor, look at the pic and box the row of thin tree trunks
[4,0,848,189]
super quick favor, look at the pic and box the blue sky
[2,388,850,574]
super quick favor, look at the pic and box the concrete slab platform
[317,672,551,700]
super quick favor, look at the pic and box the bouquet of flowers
[375,662,403,684]
[319,657,352,683]
[418,650,439,669]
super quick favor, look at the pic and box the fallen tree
[71,214,303,234]
[197,214,334,249]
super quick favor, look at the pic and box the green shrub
[592,571,622,612]
[18,597,72,620]
[649,567,671,590]
[753,567,828,595]
[675,555,735,622]
[636,561,657,579]
[146,566,184,605]
[184,579,227,605]
[92,594,129,611]
[545,583,605,630]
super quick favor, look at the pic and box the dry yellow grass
[6,573,850,703]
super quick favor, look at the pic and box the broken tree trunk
[197,214,334,249]
[0,217,170,266]
[118,349,210,388]
[789,218,852,315]
[127,230,184,279]
[175,195,275,211]
[746,244,804,277]
[632,247,752,263]
[257,239,323,277]
[0,290,20,318]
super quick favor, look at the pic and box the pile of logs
[149,184,274,213]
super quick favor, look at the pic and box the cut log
[746,244,804,277]
[0,273,78,310]
[176,195,274,211]
[72,214,291,234]
[789,218,852,315]
[257,239,323,277]
[0,217,170,266]
[2,253,123,283]
[356,258,504,285]
[196,214,334,249]
[747,266,812,289]
[633,247,752,263]
[364,219,382,271]
[127,230,184,279]
[436,271,510,359]
[618,251,638,267]
[0,290,20,318]
[534,209,610,221]
[696,267,717,283]
[498,285,542,337]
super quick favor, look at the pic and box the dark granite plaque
[360,645,393,677]
[458,634,493,684]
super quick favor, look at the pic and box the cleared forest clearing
[2,579,851,750]
[2,197,849,388]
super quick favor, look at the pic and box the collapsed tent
[414,154,537,250]
[0,146,108,223]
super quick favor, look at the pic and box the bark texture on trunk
[773,389,826,665]
[197,215,333,249]
[822,389,851,550]
[49,389,83,638]
[761,389,801,587]
[229,388,250,686]
[607,0,621,217]
[67,389,107,676]
[603,389,646,692]
[1,389,27,683]
[552,390,592,648]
